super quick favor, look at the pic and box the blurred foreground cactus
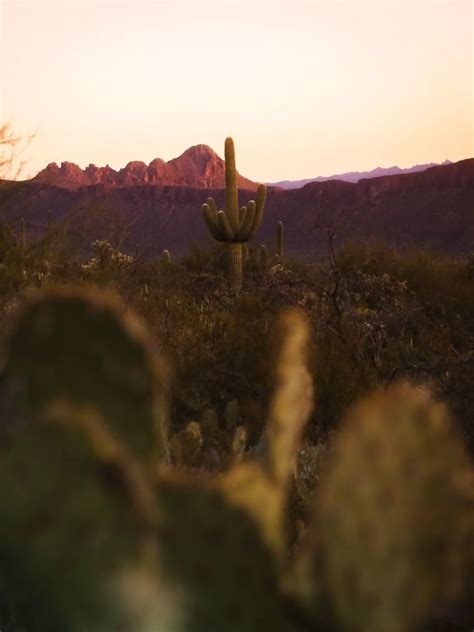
[0,290,312,631]
[201,138,266,290]
[0,287,472,631]
[311,383,474,632]
[3,287,168,461]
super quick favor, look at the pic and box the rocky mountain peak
[31,144,258,191]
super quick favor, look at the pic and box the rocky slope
[1,159,473,256]
[30,144,258,191]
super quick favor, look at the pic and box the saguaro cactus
[277,221,284,264]
[201,137,266,290]
[160,249,171,265]
[260,244,268,268]
[20,217,25,249]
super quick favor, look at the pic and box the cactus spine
[277,221,284,264]
[201,138,266,290]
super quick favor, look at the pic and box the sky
[1,0,472,182]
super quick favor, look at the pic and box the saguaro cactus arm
[202,203,225,241]
[248,184,267,239]
[235,200,256,240]
[217,211,235,241]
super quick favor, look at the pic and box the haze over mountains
[267,161,453,189]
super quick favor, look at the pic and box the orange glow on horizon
[1,1,472,182]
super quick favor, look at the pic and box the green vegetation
[0,220,473,630]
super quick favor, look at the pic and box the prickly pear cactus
[0,294,316,631]
[201,407,219,435]
[231,425,247,462]
[224,398,240,430]
[3,287,168,461]
[169,420,203,467]
[0,412,160,632]
[218,310,314,557]
[154,473,291,632]
[312,382,474,632]
[0,287,170,629]
[152,310,314,631]
[201,138,266,290]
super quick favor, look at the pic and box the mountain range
[31,145,257,191]
[1,147,473,257]
[267,160,453,189]
[29,145,453,192]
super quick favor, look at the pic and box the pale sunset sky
[1,0,472,182]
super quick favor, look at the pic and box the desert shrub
[0,235,473,450]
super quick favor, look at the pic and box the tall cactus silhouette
[19,217,25,248]
[277,221,284,264]
[201,137,266,290]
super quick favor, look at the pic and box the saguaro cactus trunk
[228,243,243,290]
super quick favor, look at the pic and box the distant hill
[267,160,453,189]
[1,159,473,256]
[28,144,258,191]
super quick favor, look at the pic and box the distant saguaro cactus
[277,221,284,264]
[47,210,52,235]
[260,244,268,268]
[201,137,266,290]
[19,217,25,249]
[160,249,171,265]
